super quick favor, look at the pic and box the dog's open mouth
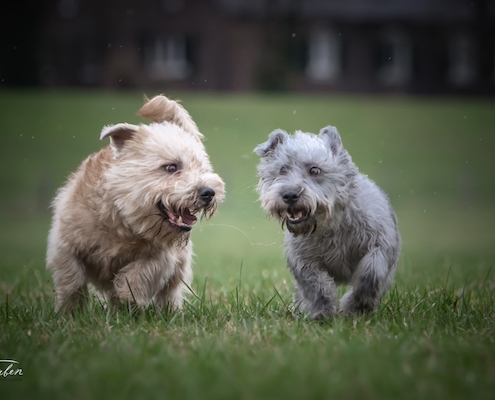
[158,201,197,231]
[286,209,309,224]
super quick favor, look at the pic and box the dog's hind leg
[340,248,391,315]
[48,248,88,313]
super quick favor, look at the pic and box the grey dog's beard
[282,215,317,236]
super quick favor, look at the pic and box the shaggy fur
[255,126,401,319]
[47,95,225,312]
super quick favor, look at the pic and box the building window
[144,35,191,81]
[377,28,412,87]
[306,27,342,82]
[447,31,477,87]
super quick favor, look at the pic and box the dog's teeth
[178,215,183,224]
[287,210,305,221]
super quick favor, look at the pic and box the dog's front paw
[294,290,337,321]
[310,308,337,322]
[340,290,376,316]
[309,298,338,321]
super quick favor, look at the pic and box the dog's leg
[289,260,338,320]
[340,248,390,315]
[49,248,88,313]
[113,260,162,307]
[154,258,193,311]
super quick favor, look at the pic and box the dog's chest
[288,228,366,283]
[78,240,173,285]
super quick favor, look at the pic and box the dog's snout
[282,191,299,205]
[199,187,215,204]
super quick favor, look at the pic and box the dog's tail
[137,95,204,141]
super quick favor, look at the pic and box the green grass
[0,90,494,399]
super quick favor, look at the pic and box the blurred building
[3,0,495,94]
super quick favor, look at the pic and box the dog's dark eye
[280,166,288,175]
[309,167,321,176]
[164,164,178,173]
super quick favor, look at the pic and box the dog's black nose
[282,191,299,205]
[199,187,215,205]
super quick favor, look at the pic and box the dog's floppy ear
[100,123,140,152]
[254,129,288,157]
[137,95,204,141]
[319,125,343,156]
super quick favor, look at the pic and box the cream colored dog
[47,95,225,312]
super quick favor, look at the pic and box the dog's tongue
[291,211,304,220]
[179,209,197,226]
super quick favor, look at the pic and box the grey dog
[255,126,401,319]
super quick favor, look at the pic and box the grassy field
[0,90,494,399]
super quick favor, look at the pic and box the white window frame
[447,31,478,87]
[306,26,342,83]
[377,28,412,87]
[144,35,191,81]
